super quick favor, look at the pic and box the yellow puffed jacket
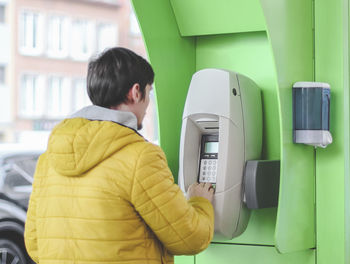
[24,106,214,264]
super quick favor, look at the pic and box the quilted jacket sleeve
[131,143,214,255]
[24,155,44,264]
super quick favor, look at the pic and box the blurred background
[0,0,159,149]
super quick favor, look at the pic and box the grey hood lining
[69,105,138,131]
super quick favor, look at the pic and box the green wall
[315,0,349,263]
[259,0,315,253]
[131,0,349,263]
[197,244,314,264]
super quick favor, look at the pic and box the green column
[315,0,349,263]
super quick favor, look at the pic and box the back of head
[87,47,154,108]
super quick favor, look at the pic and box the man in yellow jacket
[24,47,214,264]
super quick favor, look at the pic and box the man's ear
[127,83,141,103]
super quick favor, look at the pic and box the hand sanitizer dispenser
[178,69,262,239]
[293,82,332,148]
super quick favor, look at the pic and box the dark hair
[87,47,154,108]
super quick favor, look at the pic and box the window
[47,76,71,118]
[97,23,118,53]
[3,154,40,207]
[47,16,69,58]
[71,20,95,61]
[19,10,44,56]
[0,66,5,84]
[139,89,158,143]
[130,10,141,36]
[72,78,90,112]
[19,74,45,118]
[0,5,5,24]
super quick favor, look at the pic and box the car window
[1,154,40,208]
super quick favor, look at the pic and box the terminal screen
[205,142,218,153]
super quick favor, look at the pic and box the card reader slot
[196,121,219,132]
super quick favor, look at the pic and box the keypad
[199,159,217,183]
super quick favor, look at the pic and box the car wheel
[0,239,26,264]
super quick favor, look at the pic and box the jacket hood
[47,106,144,176]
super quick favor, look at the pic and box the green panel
[196,244,315,264]
[131,0,196,177]
[174,256,194,264]
[260,0,315,253]
[346,2,350,263]
[225,208,276,245]
[315,0,347,263]
[170,0,265,36]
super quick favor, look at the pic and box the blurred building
[0,0,11,142]
[0,0,158,146]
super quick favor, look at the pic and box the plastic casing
[292,81,332,148]
[178,68,262,240]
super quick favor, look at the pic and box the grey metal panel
[244,160,280,209]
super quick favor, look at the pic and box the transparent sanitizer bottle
[293,82,332,148]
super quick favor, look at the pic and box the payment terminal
[178,69,262,240]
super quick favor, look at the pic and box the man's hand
[187,182,214,203]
